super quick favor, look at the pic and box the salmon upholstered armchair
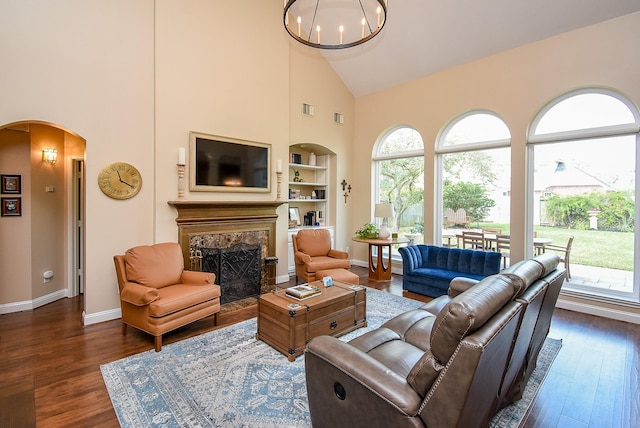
[292,229,351,283]
[113,242,221,351]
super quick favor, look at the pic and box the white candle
[316,25,321,44]
[339,25,344,44]
[297,16,301,37]
[377,6,381,27]
[276,160,282,173]
[361,18,366,38]
[178,147,186,165]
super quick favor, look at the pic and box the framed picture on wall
[1,175,21,194]
[1,197,22,216]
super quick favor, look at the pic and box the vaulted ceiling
[313,0,640,97]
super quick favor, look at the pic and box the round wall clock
[98,162,142,200]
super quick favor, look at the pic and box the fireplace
[168,201,283,308]
[201,243,261,304]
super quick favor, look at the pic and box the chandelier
[283,0,388,50]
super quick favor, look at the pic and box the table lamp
[375,203,393,239]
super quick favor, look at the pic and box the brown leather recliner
[292,229,350,283]
[113,242,221,351]
[305,254,565,428]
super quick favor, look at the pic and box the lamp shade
[375,203,392,218]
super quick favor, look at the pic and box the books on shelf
[286,285,322,300]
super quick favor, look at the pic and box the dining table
[443,231,552,254]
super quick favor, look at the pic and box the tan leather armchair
[113,242,221,351]
[292,229,350,283]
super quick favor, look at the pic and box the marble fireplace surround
[168,201,283,311]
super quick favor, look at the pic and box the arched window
[373,127,424,246]
[436,111,511,249]
[528,87,639,300]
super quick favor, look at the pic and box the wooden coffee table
[256,280,367,361]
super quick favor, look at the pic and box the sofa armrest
[120,282,159,306]
[294,251,312,265]
[327,249,349,259]
[448,276,480,297]
[181,270,216,284]
[398,246,421,273]
[420,296,451,315]
[306,335,422,415]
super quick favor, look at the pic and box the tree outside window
[374,127,424,242]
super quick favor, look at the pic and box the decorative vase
[308,152,316,166]
[379,224,391,239]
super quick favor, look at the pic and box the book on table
[286,285,322,300]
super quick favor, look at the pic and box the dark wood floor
[1,266,638,427]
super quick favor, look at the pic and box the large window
[436,111,511,247]
[528,88,639,301]
[373,127,424,248]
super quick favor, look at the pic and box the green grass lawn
[477,223,634,271]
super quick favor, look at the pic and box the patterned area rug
[101,288,561,427]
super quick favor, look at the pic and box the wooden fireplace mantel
[167,200,285,270]
[168,200,284,224]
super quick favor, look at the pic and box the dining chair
[495,234,511,268]
[543,236,574,280]
[461,230,485,250]
[532,231,547,255]
[482,227,503,250]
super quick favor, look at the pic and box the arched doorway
[0,121,86,314]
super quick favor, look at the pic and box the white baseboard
[556,297,640,324]
[83,307,122,326]
[0,289,68,314]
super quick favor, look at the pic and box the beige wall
[29,124,66,300]
[0,0,156,317]
[288,43,356,254]
[0,130,31,303]
[0,0,353,319]
[0,125,84,306]
[352,12,640,315]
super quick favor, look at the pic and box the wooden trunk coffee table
[256,280,367,361]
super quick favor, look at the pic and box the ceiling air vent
[302,103,315,117]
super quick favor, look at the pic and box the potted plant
[356,223,380,239]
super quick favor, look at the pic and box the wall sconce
[42,148,58,165]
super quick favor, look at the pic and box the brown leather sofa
[292,229,350,283]
[305,253,565,427]
[113,242,221,351]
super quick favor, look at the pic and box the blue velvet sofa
[398,244,501,297]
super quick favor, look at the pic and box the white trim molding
[0,289,68,314]
[82,307,122,326]
[556,296,640,325]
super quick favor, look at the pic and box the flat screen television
[189,132,271,193]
